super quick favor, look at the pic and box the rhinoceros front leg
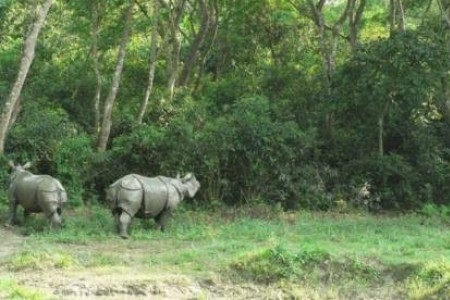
[119,211,133,239]
[6,198,19,227]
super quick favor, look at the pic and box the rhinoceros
[7,161,68,229]
[107,173,200,238]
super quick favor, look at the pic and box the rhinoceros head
[181,173,200,198]
[8,161,32,184]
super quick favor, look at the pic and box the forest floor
[0,206,449,299]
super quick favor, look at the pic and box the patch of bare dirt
[10,269,302,300]
[0,226,25,260]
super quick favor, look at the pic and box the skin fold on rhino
[7,161,68,230]
[107,173,200,239]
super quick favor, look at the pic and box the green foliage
[54,134,95,206]
[0,0,449,212]
[229,244,330,283]
[229,245,297,283]
[329,29,450,209]
[419,203,450,220]
[6,99,78,165]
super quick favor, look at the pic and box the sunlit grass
[0,276,48,300]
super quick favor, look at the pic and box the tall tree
[178,0,213,87]
[0,0,53,154]
[389,0,406,33]
[91,1,102,133]
[160,0,186,101]
[138,0,161,124]
[96,0,135,151]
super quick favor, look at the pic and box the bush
[229,244,330,283]
[54,134,95,206]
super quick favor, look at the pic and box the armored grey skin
[107,173,200,239]
[7,161,68,229]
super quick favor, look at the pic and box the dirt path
[0,226,25,260]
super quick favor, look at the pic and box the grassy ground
[0,204,450,299]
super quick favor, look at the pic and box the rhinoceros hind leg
[155,210,172,232]
[114,213,120,233]
[119,212,132,239]
[49,211,62,230]
[23,210,31,222]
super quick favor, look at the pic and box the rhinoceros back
[115,174,170,217]
[115,175,143,216]
[13,174,65,214]
[134,175,170,217]
[36,176,67,216]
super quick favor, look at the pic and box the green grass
[0,277,48,300]
[1,204,450,298]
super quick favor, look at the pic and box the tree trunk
[161,0,186,101]
[348,0,367,50]
[138,0,161,124]
[378,98,391,158]
[96,0,135,151]
[301,0,353,141]
[193,0,219,94]
[389,0,406,34]
[91,1,102,133]
[178,0,210,87]
[0,0,53,154]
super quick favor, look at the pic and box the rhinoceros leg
[23,210,31,224]
[155,210,172,232]
[119,211,132,239]
[114,211,120,233]
[7,199,19,226]
[49,210,62,230]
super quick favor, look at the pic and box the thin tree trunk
[91,1,102,133]
[96,0,135,151]
[300,0,352,141]
[193,0,219,94]
[138,0,160,124]
[160,0,186,101]
[378,98,391,158]
[348,0,367,50]
[389,0,406,34]
[0,0,53,154]
[178,0,210,87]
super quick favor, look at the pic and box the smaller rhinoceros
[7,161,68,229]
[107,173,200,238]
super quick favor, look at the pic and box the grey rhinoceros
[7,161,68,229]
[107,173,200,238]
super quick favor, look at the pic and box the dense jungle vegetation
[1,0,450,212]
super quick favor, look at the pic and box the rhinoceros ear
[182,173,194,183]
[23,162,32,169]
